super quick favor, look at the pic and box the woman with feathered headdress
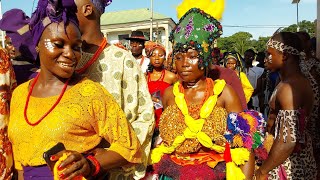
[148,0,269,179]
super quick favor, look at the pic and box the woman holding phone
[7,0,141,179]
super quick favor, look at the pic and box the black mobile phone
[43,142,66,171]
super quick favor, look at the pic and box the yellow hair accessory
[177,0,225,21]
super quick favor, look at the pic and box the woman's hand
[151,96,160,103]
[254,169,268,180]
[51,150,91,179]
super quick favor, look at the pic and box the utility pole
[317,0,320,59]
[150,0,153,41]
[292,0,300,32]
[0,0,5,48]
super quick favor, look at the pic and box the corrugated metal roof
[101,8,170,25]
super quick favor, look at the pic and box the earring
[200,66,204,70]
[267,54,272,64]
[35,46,39,53]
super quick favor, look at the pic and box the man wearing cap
[126,31,150,73]
[74,0,154,179]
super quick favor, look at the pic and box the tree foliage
[218,32,253,55]
[281,20,316,37]
[230,32,253,55]
[252,36,270,53]
[217,20,315,55]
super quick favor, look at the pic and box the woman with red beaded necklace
[147,1,269,179]
[7,0,141,179]
[146,44,178,127]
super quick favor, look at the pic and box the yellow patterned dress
[8,78,141,172]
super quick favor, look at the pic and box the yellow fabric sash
[149,78,251,179]
[150,79,226,164]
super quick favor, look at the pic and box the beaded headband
[267,39,300,56]
[267,38,306,62]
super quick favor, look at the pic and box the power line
[222,24,290,28]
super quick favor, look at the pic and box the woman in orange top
[8,0,141,179]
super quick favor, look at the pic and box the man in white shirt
[126,31,150,73]
[244,49,265,111]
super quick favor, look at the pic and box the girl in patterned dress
[256,32,317,180]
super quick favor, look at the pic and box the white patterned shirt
[77,45,155,179]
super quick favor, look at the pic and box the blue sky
[2,0,316,39]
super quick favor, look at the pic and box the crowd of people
[0,0,319,179]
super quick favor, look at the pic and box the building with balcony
[101,8,176,53]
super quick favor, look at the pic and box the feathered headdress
[176,0,225,21]
[170,0,225,68]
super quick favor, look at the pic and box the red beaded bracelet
[86,155,101,176]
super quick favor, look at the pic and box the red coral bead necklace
[24,73,70,126]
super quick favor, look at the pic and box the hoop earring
[35,46,39,53]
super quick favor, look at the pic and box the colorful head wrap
[224,54,238,67]
[91,0,112,14]
[169,8,223,68]
[145,41,157,56]
[30,0,79,46]
[149,44,166,57]
[113,42,127,50]
[0,9,37,61]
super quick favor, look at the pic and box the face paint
[44,39,54,53]
[187,58,198,64]
[267,54,272,64]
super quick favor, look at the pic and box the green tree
[230,32,253,55]
[252,36,270,53]
[217,36,234,52]
[217,32,254,55]
[281,20,316,37]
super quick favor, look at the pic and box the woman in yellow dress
[8,0,141,179]
[148,1,269,179]
[224,54,254,103]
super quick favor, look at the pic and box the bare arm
[162,86,174,110]
[221,84,243,113]
[258,84,297,175]
[241,151,255,179]
[165,70,178,85]
[221,85,254,178]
